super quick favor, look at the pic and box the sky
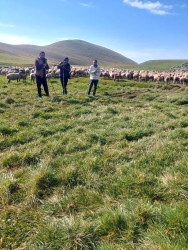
[0,0,188,63]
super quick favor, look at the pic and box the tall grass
[0,74,187,249]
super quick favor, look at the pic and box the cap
[64,57,69,61]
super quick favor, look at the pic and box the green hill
[0,40,137,67]
[126,59,188,71]
[1,40,187,70]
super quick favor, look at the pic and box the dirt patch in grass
[161,85,182,90]
[110,91,143,99]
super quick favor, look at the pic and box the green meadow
[126,60,188,71]
[0,75,188,249]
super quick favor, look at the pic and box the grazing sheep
[133,72,139,81]
[46,73,52,82]
[6,73,21,83]
[125,72,131,80]
[30,73,36,83]
[159,75,164,83]
[180,76,188,85]
[20,73,27,81]
[139,72,149,82]
[173,75,180,84]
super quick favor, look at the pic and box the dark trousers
[60,76,69,94]
[36,75,49,97]
[88,80,98,96]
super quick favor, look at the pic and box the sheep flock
[0,63,188,85]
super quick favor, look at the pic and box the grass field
[0,75,188,249]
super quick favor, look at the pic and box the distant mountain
[0,39,137,66]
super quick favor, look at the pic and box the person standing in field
[35,51,50,98]
[58,57,71,95]
[88,59,101,96]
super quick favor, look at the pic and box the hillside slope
[126,59,188,71]
[0,40,137,66]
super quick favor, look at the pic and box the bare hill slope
[0,39,137,66]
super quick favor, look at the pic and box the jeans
[60,76,69,94]
[36,75,49,97]
[88,80,98,96]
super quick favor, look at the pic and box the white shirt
[89,65,101,80]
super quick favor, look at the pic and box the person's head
[93,60,98,67]
[63,57,69,64]
[39,51,45,59]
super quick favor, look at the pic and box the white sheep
[30,73,36,83]
[6,73,21,83]
[46,73,52,82]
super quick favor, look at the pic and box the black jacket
[58,63,71,78]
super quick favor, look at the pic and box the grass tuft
[0,126,17,135]
[5,98,15,104]
[33,168,61,198]
[2,153,22,169]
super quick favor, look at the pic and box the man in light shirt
[87,59,101,96]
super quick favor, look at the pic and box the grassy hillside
[0,75,188,249]
[0,40,137,67]
[0,52,34,67]
[126,59,188,71]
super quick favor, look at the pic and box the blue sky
[0,0,187,63]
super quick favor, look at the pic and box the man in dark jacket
[58,57,71,95]
[35,51,49,98]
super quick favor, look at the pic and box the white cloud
[79,2,91,7]
[123,0,173,15]
[0,23,15,28]
[0,35,32,45]
[179,4,187,8]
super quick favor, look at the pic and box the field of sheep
[0,74,188,249]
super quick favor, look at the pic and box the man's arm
[89,66,96,74]
[57,62,63,69]
[45,62,49,70]
[66,64,71,73]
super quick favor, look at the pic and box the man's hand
[43,64,47,68]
